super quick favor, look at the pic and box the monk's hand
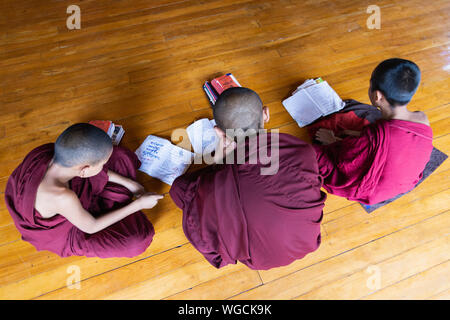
[315,128,342,145]
[340,129,361,137]
[135,192,164,210]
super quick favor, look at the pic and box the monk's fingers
[317,129,335,139]
[137,193,164,209]
[316,128,334,135]
[315,131,327,139]
[315,129,325,138]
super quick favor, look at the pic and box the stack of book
[88,120,125,145]
[203,73,241,106]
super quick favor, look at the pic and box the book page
[135,135,193,185]
[303,81,345,115]
[282,90,324,127]
[292,79,316,94]
[282,79,345,127]
[186,118,218,154]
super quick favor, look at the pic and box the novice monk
[5,123,163,258]
[170,87,326,270]
[313,58,433,205]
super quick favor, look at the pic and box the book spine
[206,82,218,101]
[205,82,215,101]
[203,82,216,106]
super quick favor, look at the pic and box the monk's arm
[56,190,162,234]
[107,170,144,196]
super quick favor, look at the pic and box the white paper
[135,135,193,185]
[303,81,345,115]
[282,79,345,127]
[186,118,218,154]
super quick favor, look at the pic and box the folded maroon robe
[4,143,154,258]
[314,119,433,204]
[170,133,326,270]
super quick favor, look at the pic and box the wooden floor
[0,0,449,300]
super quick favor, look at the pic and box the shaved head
[370,58,421,107]
[54,123,113,167]
[213,87,263,131]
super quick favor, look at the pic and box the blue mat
[360,147,448,213]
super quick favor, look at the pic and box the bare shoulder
[412,111,430,125]
[35,183,80,218]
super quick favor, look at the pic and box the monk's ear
[262,106,270,123]
[374,90,386,105]
[214,126,226,140]
[79,165,90,178]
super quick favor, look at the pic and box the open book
[282,78,345,127]
[135,135,194,185]
[186,118,218,154]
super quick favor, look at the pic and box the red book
[88,120,113,134]
[88,120,125,145]
[210,73,241,94]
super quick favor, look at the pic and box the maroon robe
[170,133,326,270]
[4,144,154,258]
[314,119,433,204]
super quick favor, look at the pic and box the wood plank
[35,244,244,300]
[0,0,448,301]
[0,227,188,299]
[233,189,449,297]
[164,268,262,300]
[296,234,450,299]
[427,288,450,300]
[363,260,450,300]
